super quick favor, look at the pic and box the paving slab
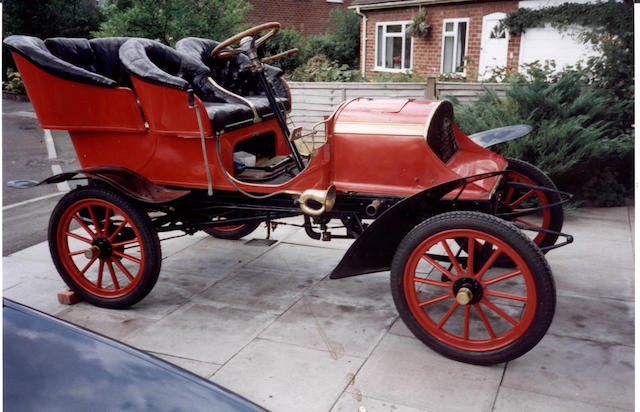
[493,386,630,412]
[3,255,58,290]
[351,334,504,412]
[243,242,344,278]
[192,267,316,314]
[123,302,277,364]
[308,271,395,310]
[150,352,221,379]
[502,334,634,410]
[549,260,634,301]
[3,276,69,315]
[212,338,362,412]
[260,295,398,358]
[331,391,430,412]
[549,293,634,346]
[55,303,156,341]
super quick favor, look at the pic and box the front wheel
[48,186,161,309]
[390,211,555,365]
[203,220,261,240]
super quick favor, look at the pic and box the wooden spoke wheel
[203,216,261,240]
[391,212,555,365]
[501,158,563,251]
[48,186,161,309]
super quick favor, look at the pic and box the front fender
[329,171,508,279]
[7,165,190,204]
[468,125,532,148]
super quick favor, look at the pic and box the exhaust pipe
[298,186,336,216]
[365,199,381,217]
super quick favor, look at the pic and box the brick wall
[246,0,349,35]
[362,1,520,80]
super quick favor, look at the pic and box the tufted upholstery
[3,35,118,88]
[175,37,291,111]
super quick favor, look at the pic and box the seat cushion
[44,38,98,73]
[90,37,133,88]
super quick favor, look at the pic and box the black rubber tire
[204,221,261,240]
[48,186,161,309]
[390,211,556,365]
[503,158,564,252]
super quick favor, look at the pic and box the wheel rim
[56,198,146,299]
[404,229,537,352]
[501,171,551,245]
[211,217,245,232]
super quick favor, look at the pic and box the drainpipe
[354,6,367,78]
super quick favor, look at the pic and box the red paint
[403,228,537,352]
[11,53,145,132]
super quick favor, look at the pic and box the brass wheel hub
[452,277,483,305]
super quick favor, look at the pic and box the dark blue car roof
[3,298,268,412]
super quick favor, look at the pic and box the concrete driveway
[3,207,634,412]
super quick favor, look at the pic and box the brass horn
[298,186,336,216]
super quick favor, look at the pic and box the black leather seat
[120,38,290,132]
[175,37,291,112]
[3,35,123,88]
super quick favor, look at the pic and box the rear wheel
[391,211,555,365]
[204,220,261,240]
[49,186,161,309]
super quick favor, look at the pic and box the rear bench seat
[2,35,144,132]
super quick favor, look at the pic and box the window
[375,22,412,71]
[441,18,469,74]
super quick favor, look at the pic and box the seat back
[118,38,213,136]
[2,35,145,132]
[175,37,291,104]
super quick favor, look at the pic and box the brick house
[349,0,597,80]
[246,0,352,35]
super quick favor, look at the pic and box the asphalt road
[3,98,81,256]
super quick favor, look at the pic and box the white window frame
[440,18,470,75]
[374,21,413,73]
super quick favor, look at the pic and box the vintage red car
[4,23,571,365]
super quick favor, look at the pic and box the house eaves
[349,0,476,11]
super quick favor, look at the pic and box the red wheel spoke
[481,298,518,326]
[514,218,541,228]
[484,289,528,302]
[71,215,96,238]
[504,186,515,204]
[474,304,496,339]
[419,292,453,307]
[103,207,111,237]
[463,305,470,340]
[96,260,104,288]
[87,206,101,236]
[112,250,141,264]
[509,190,535,208]
[111,239,140,248]
[441,240,464,277]
[414,277,451,288]
[466,237,475,276]
[437,301,459,329]
[65,232,93,244]
[421,254,458,281]
[112,258,135,281]
[68,250,86,257]
[107,261,120,289]
[474,248,502,280]
[484,270,522,286]
[108,220,128,241]
[79,256,98,276]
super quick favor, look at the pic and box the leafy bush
[454,69,632,206]
[2,68,26,94]
[305,8,360,67]
[373,71,426,82]
[289,55,363,82]
[260,26,307,73]
[94,0,250,46]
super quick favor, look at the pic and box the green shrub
[289,55,363,82]
[2,68,26,94]
[454,70,632,206]
[306,8,360,67]
[260,26,307,73]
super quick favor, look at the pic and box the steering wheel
[211,22,280,58]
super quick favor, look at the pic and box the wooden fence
[287,81,509,141]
